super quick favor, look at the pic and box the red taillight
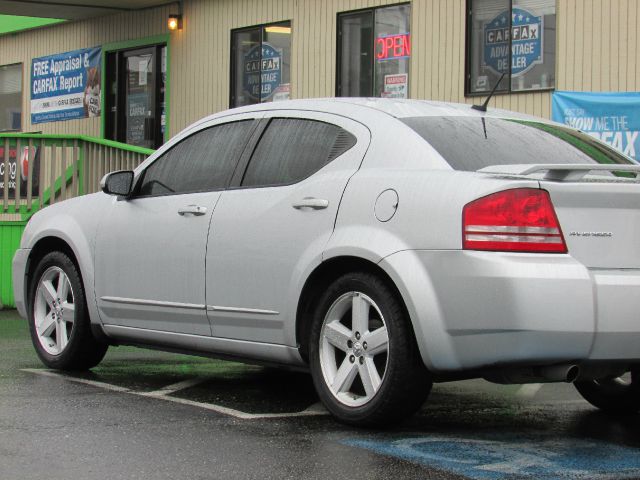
[463,188,567,253]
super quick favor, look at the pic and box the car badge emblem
[568,232,613,238]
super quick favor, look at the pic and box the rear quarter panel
[327,170,541,259]
[324,123,544,370]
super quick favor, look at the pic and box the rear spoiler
[478,164,640,181]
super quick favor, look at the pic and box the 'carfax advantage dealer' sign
[243,43,282,102]
[484,8,543,77]
[30,47,101,124]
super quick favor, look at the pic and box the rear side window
[138,120,253,196]
[402,116,635,171]
[241,118,356,187]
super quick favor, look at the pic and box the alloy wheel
[319,291,389,407]
[33,266,75,355]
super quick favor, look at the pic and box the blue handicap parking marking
[344,434,640,479]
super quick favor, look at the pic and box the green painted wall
[0,222,25,308]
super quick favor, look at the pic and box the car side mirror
[100,170,134,197]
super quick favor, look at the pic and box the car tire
[28,251,108,371]
[308,271,432,427]
[574,371,640,414]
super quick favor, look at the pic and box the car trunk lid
[479,164,640,269]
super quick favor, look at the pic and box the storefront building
[0,0,638,147]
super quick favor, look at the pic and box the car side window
[241,118,356,187]
[137,120,254,196]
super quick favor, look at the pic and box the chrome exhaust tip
[539,364,580,383]
[484,364,581,384]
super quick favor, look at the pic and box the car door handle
[292,197,329,210]
[178,205,207,216]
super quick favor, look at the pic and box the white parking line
[22,368,131,393]
[515,383,543,398]
[145,377,207,396]
[21,368,328,420]
[536,399,588,406]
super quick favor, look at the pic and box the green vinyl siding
[0,223,25,308]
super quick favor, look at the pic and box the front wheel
[28,251,108,371]
[575,371,640,414]
[309,272,432,427]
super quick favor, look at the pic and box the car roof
[332,98,540,120]
[206,97,545,123]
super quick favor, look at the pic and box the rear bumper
[12,248,30,319]
[380,249,640,373]
[590,269,640,360]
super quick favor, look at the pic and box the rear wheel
[28,251,108,371]
[309,271,432,427]
[574,371,640,414]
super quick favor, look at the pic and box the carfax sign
[552,91,640,162]
[30,46,102,124]
[243,43,282,102]
[484,8,543,76]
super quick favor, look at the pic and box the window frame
[464,0,557,97]
[229,116,358,190]
[335,2,411,98]
[229,20,292,109]
[132,118,260,199]
[0,62,24,132]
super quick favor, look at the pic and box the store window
[105,44,167,149]
[466,0,556,95]
[231,22,292,108]
[337,4,411,99]
[0,63,22,131]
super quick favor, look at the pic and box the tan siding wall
[1,0,639,139]
[411,0,640,118]
[170,0,402,132]
[556,0,640,93]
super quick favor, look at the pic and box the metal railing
[0,134,155,219]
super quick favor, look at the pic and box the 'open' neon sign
[376,33,411,61]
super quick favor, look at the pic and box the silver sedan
[13,99,640,426]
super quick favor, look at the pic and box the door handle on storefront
[292,197,329,210]
[178,205,207,216]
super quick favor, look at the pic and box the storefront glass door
[106,44,166,148]
[124,48,156,148]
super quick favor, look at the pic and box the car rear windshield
[401,116,635,171]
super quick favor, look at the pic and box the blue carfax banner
[30,46,102,124]
[552,91,640,162]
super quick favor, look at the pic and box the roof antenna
[472,72,506,112]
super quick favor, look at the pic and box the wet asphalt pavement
[2,310,640,480]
